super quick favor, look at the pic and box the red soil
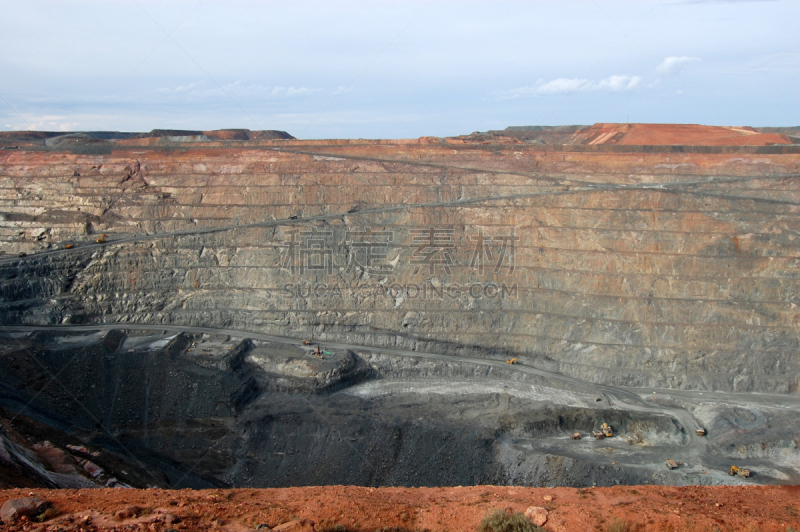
[202,130,251,141]
[573,123,793,146]
[2,485,798,532]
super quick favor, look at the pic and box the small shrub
[477,509,544,532]
[36,506,60,522]
[605,518,634,532]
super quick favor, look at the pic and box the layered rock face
[1,138,800,393]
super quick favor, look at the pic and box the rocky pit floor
[2,327,799,491]
[2,485,800,532]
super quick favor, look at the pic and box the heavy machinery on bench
[592,423,613,439]
[730,465,752,478]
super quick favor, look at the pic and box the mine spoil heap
[0,124,798,490]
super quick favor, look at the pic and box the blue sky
[0,0,797,138]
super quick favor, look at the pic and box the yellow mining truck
[730,466,752,478]
[601,423,613,437]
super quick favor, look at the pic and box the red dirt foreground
[1,486,799,532]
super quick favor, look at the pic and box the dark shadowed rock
[0,497,49,523]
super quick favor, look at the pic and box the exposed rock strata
[0,138,799,394]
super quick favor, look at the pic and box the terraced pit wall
[1,141,800,393]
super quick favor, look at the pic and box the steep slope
[0,139,799,393]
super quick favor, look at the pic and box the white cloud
[656,56,700,76]
[173,83,197,94]
[494,75,642,100]
[4,115,81,131]
[594,75,643,91]
[536,78,594,94]
[154,82,323,101]
[268,86,320,97]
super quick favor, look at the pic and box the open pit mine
[0,124,799,494]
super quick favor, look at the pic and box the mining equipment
[571,432,582,440]
[302,340,312,345]
[64,244,74,249]
[592,430,605,440]
[730,466,752,477]
[665,459,679,470]
[96,234,107,243]
[601,423,613,437]
[506,358,518,364]
[696,428,707,436]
